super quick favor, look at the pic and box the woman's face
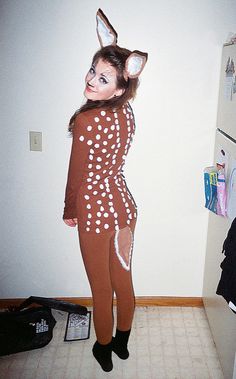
[84,58,124,101]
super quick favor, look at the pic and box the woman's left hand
[63,218,78,227]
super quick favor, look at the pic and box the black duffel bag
[0,296,87,356]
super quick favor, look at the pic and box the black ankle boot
[92,340,113,372]
[112,329,131,360]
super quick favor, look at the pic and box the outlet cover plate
[29,131,42,151]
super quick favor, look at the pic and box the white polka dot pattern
[64,103,137,234]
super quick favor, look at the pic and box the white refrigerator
[203,43,236,379]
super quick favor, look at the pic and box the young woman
[63,9,147,372]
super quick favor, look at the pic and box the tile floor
[0,306,224,379]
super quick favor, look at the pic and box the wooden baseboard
[0,296,203,309]
[136,296,203,307]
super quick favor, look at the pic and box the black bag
[0,296,87,356]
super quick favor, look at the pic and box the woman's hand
[63,218,78,227]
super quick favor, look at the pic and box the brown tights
[78,221,136,345]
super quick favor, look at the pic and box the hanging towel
[216,217,236,313]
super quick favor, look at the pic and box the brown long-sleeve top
[63,102,137,234]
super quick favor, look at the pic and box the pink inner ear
[127,56,144,76]
[125,52,147,78]
[96,10,117,47]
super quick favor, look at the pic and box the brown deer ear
[96,9,118,47]
[124,51,148,79]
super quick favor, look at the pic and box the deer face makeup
[84,59,124,101]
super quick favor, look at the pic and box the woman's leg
[109,220,136,331]
[78,230,114,345]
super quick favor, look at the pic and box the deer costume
[63,9,147,372]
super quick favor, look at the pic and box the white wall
[1,0,236,298]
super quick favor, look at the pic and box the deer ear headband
[96,9,148,79]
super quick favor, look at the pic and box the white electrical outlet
[29,131,42,151]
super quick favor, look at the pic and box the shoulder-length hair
[68,45,139,131]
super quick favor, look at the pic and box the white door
[203,130,236,379]
[217,43,236,140]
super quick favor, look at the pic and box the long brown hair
[69,45,139,131]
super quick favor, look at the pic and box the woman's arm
[63,113,94,222]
